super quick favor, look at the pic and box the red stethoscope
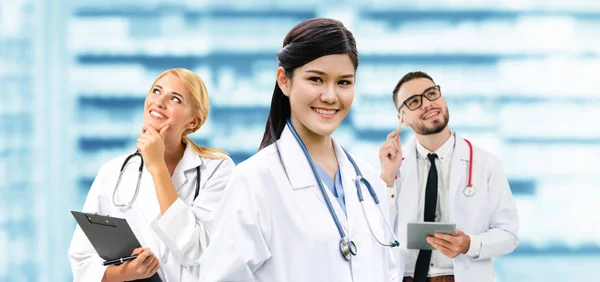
[396,133,475,196]
[463,138,475,197]
[422,136,475,197]
[397,112,475,196]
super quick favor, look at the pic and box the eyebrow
[422,85,437,92]
[405,85,437,99]
[305,69,355,79]
[154,84,185,100]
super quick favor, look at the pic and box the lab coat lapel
[448,133,469,222]
[278,126,319,190]
[333,141,355,227]
[278,126,349,227]
[399,138,420,223]
[172,144,203,195]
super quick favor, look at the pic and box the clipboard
[71,211,163,282]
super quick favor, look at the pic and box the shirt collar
[416,132,455,161]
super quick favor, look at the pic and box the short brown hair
[392,71,435,109]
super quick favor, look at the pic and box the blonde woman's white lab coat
[68,144,235,282]
[198,125,399,282]
[388,133,519,282]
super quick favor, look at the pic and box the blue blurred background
[1,0,598,281]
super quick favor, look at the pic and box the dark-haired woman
[198,18,400,282]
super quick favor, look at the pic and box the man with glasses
[379,71,519,282]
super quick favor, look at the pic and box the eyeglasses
[398,85,442,111]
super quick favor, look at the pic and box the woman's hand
[103,248,160,282]
[137,124,169,174]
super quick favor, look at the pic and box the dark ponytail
[259,82,291,150]
[258,18,359,151]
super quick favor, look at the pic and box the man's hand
[426,228,471,258]
[379,129,403,187]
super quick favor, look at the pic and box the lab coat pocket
[458,257,494,282]
[455,163,489,231]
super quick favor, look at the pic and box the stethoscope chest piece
[339,239,358,261]
[463,185,475,197]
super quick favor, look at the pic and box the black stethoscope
[112,151,201,208]
[278,119,399,261]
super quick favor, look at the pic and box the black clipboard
[71,211,162,282]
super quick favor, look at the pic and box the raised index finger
[386,129,402,141]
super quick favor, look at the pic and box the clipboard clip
[86,213,117,228]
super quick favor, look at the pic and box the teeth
[424,111,439,119]
[150,111,166,119]
[313,108,336,115]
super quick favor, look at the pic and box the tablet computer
[407,222,456,250]
[71,211,162,282]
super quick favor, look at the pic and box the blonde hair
[150,68,228,159]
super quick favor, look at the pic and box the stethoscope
[277,119,399,261]
[463,138,475,197]
[399,111,475,197]
[419,135,476,197]
[112,151,201,208]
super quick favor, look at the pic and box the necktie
[413,153,438,282]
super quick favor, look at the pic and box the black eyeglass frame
[397,85,442,112]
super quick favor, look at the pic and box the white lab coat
[198,125,398,282]
[389,133,519,282]
[68,144,235,282]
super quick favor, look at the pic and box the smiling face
[278,54,355,139]
[396,77,449,135]
[143,73,199,140]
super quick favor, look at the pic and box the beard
[411,107,450,135]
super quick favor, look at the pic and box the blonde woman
[69,68,235,282]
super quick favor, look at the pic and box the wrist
[102,265,123,282]
[380,172,395,187]
[462,235,471,254]
[147,161,167,175]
